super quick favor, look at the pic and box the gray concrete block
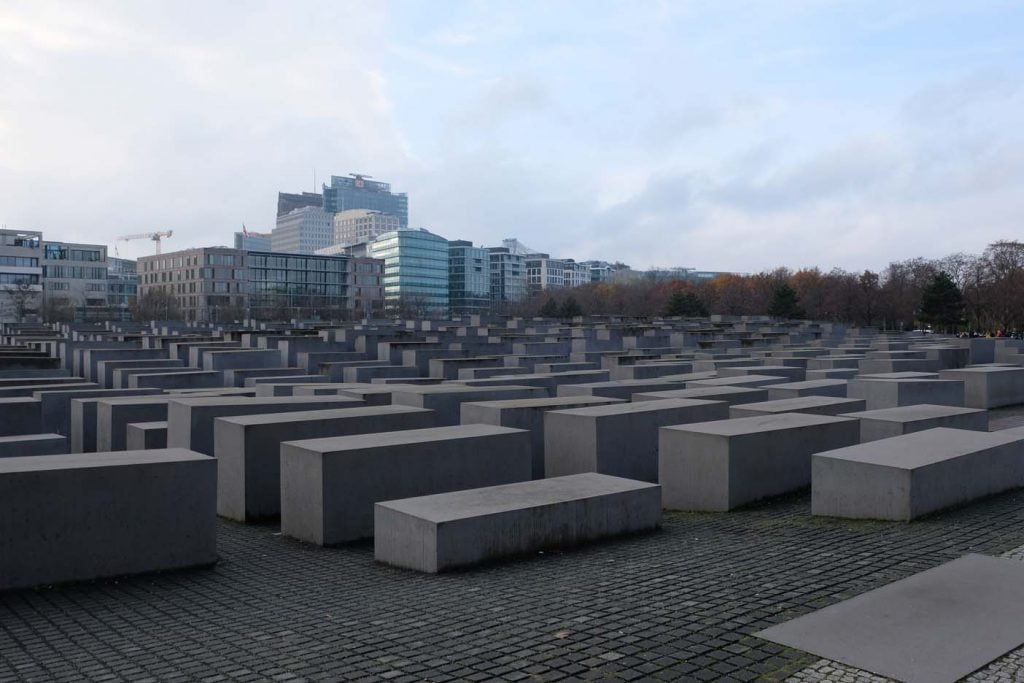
[847,378,965,410]
[130,370,223,390]
[939,366,1024,409]
[280,424,532,545]
[374,473,661,573]
[215,405,437,521]
[460,396,625,479]
[840,404,989,442]
[0,434,67,457]
[0,449,217,590]
[812,428,1024,520]
[391,385,548,426]
[0,398,41,436]
[764,379,848,400]
[728,396,867,418]
[167,396,364,456]
[545,399,730,483]
[126,421,168,450]
[659,413,859,511]
[96,396,177,452]
[631,386,768,405]
[556,379,688,401]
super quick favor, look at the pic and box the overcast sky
[1,1,1022,271]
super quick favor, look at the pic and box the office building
[333,210,400,248]
[277,192,323,218]
[349,257,385,317]
[323,174,408,228]
[562,260,590,289]
[272,206,334,254]
[487,247,527,305]
[526,254,568,293]
[369,229,449,316]
[107,257,138,319]
[0,229,43,322]
[234,231,273,252]
[138,247,354,322]
[448,240,491,315]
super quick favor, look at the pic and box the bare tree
[4,278,39,323]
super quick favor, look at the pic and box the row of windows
[0,273,39,284]
[0,256,39,267]
[44,245,103,261]
[42,266,107,279]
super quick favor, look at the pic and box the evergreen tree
[664,290,708,317]
[919,271,964,331]
[559,296,583,318]
[539,297,560,318]
[767,282,805,319]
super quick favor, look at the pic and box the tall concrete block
[545,399,730,482]
[215,405,437,521]
[167,396,364,456]
[460,395,625,479]
[0,398,41,436]
[280,424,532,545]
[391,385,548,426]
[939,366,1024,409]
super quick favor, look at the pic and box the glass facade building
[369,229,449,316]
[246,251,348,319]
[448,240,491,315]
[487,247,527,305]
[323,175,408,228]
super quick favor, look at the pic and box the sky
[1,1,1023,272]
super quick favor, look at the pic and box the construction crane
[119,230,173,255]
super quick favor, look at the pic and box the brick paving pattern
[4,485,1024,682]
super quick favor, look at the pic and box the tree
[767,282,804,319]
[919,271,964,332]
[539,297,559,317]
[40,296,75,323]
[3,278,39,323]
[559,296,583,318]
[664,290,708,317]
[131,289,181,321]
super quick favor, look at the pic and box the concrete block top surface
[283,423,527,453]
[216,404,432,427]
[550,398,725,417]
[689,375,788,386]
[0,448,208,473]
[942,366,1024,375]
[461,396,624,410]
[857,373,941,381]
[0,433,64,443]
[169,395,359,407]
[763,379,848,390]
[664,412,855,437]
[636,386,761,399]
[839,404,988,421]
[814,427,1023,469]
[377,472,659,523]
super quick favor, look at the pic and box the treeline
[513,240,1024,333]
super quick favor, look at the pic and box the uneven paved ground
[4,405,1024,682]
[4,485,1024,682]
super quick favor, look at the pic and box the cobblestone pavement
[4,486,1024,682]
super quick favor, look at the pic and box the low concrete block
[764,379,848,400]
[545,399,729,482]
[659,413,859,511]
[847,378,965,410]
[939,366,1024,409]
[631,386,768,405]
[0,449,217,590]
[839,404,989,442]
[812,428,1024,520]
[0,398,41,436]
[729,396,867,418]
[280,424,532,545]
[215,405,437,521]
[374,473,661,573]
[0,434,67,457]
[391,385,548,426]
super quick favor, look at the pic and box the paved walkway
[4,483,1024,682]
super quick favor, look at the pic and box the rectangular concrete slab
[374,472,661,573]
[755,554,1024,683]
[728,396,867,418]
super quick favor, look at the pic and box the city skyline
[1,2,1022,270]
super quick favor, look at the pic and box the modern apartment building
[107,257,138,319]
[487,247,527,305]
[333,209,400,247]
[448,240,491,315]
[0,229,43,322]
[322,174,408,228]
[526,254,567,293]
[369,229,449,316]
[272,206,334,254]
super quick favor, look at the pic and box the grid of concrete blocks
[2,315,1024,678]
